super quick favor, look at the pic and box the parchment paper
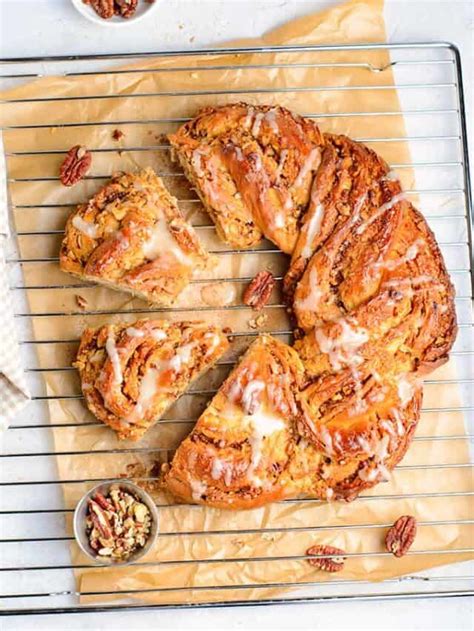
[1,0,472,606]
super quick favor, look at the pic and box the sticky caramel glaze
[164,103,457,508]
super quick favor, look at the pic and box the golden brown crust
[60,168,212,306]
[73,319,229,441]
[162,103,458,509]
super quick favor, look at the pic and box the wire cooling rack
[0,42,473,616]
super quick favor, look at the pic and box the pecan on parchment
[114,0,138,18]
[112,129,125,141]
[306,544,347,572]
[385,515,417,557]
[243,270,275,310]
[59,146,92,187]
[75,294,88,310]
[83,0,115,19]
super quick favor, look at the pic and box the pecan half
[306,544,346,572]
[114,0,138,18]
[60,146,92,187]
[83,0,115,19]
[112,129,125,141]
[243,271,275,310]
[75,294,88,310]
[385,515,417,557]
[88,499,113,539]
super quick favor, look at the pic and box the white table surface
[0,0,473,629]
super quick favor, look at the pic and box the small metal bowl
[73,480,159,566]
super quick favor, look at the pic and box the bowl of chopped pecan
[71,0,159,27]
[73,480,159,565]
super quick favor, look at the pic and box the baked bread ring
[165,103,457,508]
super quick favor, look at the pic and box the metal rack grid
[0,42,473,615]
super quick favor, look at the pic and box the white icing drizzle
[397,374,416,407]
[126,327,145,338]
[105,333,122,384]
[251,112,265,137]
[168,343,195,372]
[191,149,206,178]
[243,107,255,129]
[246,408,285,482]
[375,434,390,461]
[203,331,222,356]
[373,239,423,272]
[295,265,323,312]
[319,425,334,455]
[273,211,286,229]
[241,380,266,415]
[315,319,369,371]
[355,193,406,235]
[359,435,391,482]
[151,329,167,342]
[391,407,406,436]
[380,419,397,438]
[210,458,233,486]
[141,218,191,267]
[253,153,263,171]
[283,193,293,211]
[127,366,162,423]
[300,203,325,259]
[72,215,99,239]
[356,435,372,454]
[264,109,280,133]
[293,148,320,189]
[189,478,207,501]
[369,386,388,403]
[325,487,334,501]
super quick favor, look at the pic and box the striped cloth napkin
[0,134,30,432]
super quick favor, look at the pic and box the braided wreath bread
[165,103,457,507]
[74,319,229,441]
[60,168,213,306]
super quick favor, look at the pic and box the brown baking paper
[1,0,472,607]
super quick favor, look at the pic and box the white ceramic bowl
[71,0,159,27]
[73,479,159,566]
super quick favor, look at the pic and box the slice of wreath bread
[60,168,213,306]
[74,319,229,441]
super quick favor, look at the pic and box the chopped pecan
[385,515,417,557]
[93,491,115,511]
[88,499,113,539]
[114,0,138,18]
[75,294,88,310]
[83,0,115,19]
[243,271,275,310]
[59,145,92,187]
[306,544,346,572]
[112,129,125,141]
